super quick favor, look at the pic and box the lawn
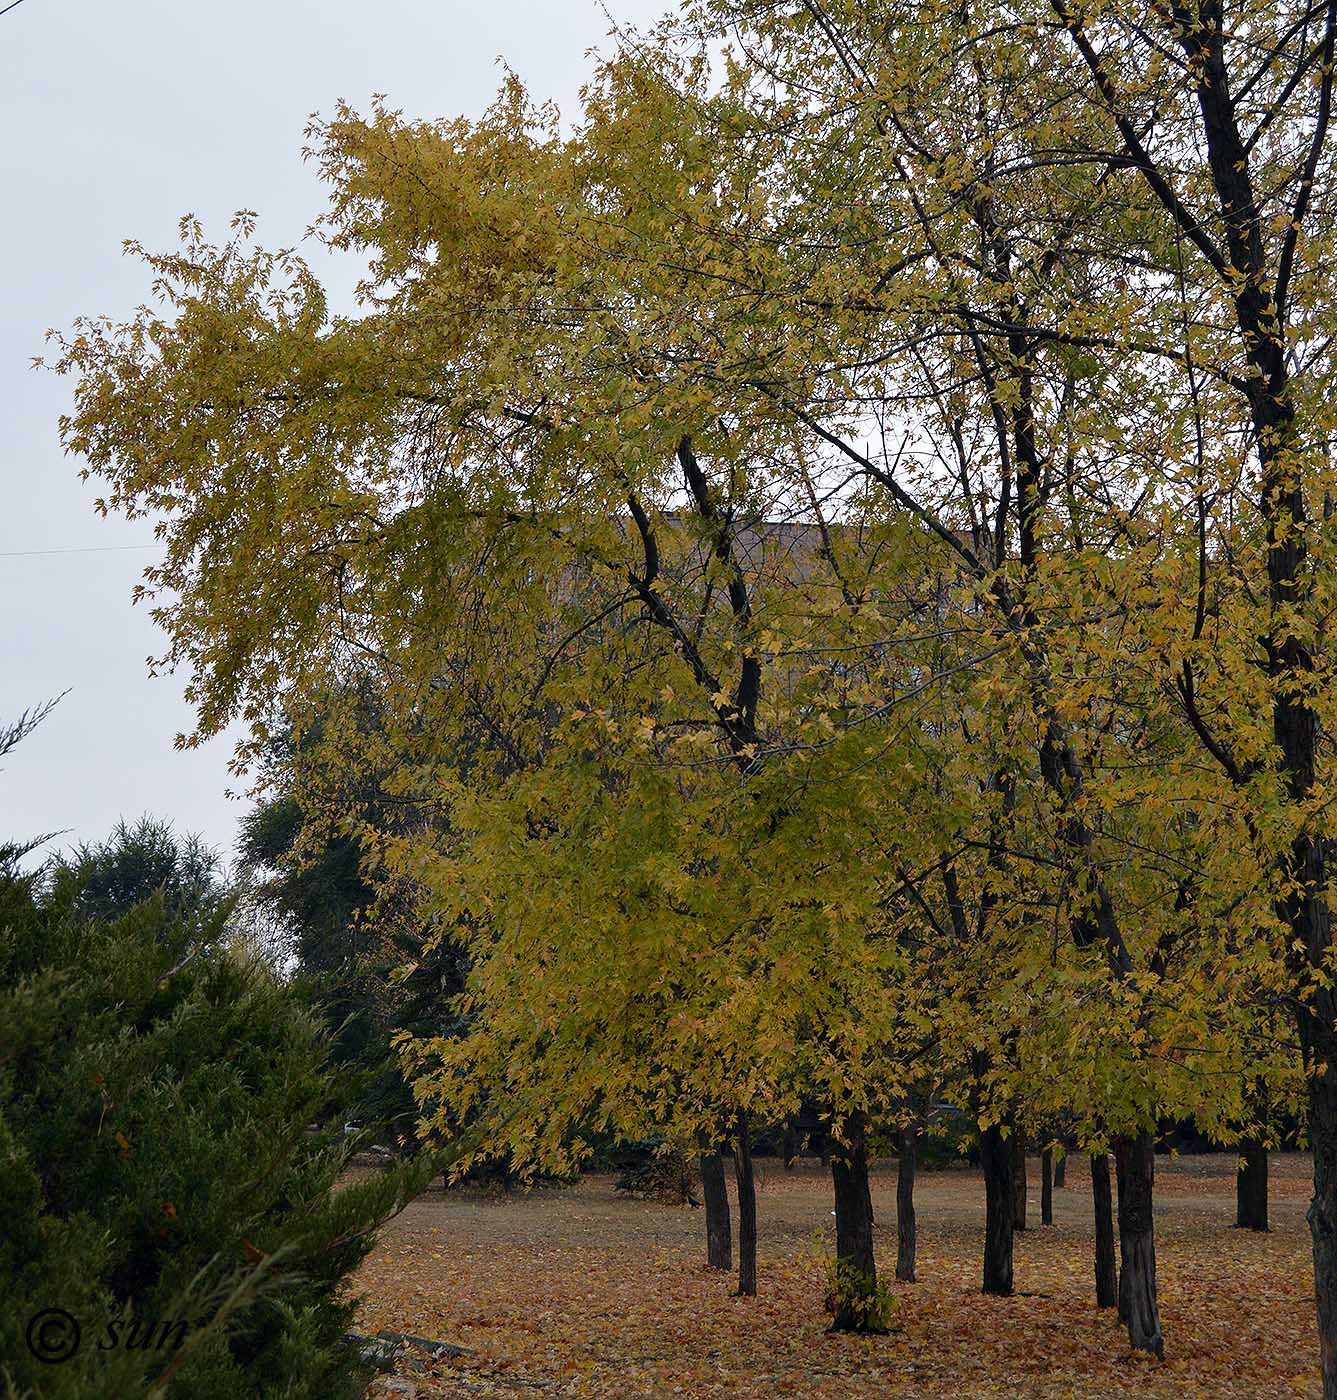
[354,1152,1319,1398]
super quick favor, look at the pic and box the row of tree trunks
[711,1118,1175,1363]
[1041,1146,1054,1226]
[812,1119,1152,1351]
[715,1118,1212,1371]
[705,1113,923,1308]
[973,1137,1155,1334]
[712,1114,1177,1360]
[1054,1149,1067,1189]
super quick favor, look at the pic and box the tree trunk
[1041,1146,1054,1226]
[979,1122,1014,1296]
[734,1111,756,1297]
[830,1111,879,1330]
[1114,1133,1163,1358]
[699,1147,732,1270]
[896,1125,917,1283]
[1011,1129,1027,1232]
[1091,1152,1117,1309]
[1300,1008,1337,1399]
[1054,1148,1067,1188]
[1160,43,1337,1387]
[1235,1139,1269,1232]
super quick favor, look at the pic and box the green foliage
[823,1259,894,1335]
[59,816,224,925]
[239,791,387,1077]
[0,855,431,1400]
[238,795,364,975]
[237,733,471,1147]
[608,1138,696,1204]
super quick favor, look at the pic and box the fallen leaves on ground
[353,1153,1319,1398]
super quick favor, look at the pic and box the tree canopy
[52,0,1337,1378]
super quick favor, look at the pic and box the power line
[0,543,160,559]
[0,0,32,19]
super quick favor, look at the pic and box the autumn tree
[54,66,965,1326]
[52,0,1334,1373]
[661,0,1328,1359]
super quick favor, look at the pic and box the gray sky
[0,0,664,864]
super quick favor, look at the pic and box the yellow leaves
[54,0,1334,1255]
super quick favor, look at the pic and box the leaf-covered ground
[354,1153,1319,1398]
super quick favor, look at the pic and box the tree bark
[1091,1152,1117,1309]
[830,1111,879,1330]
[1299,1008,1337,1388]
[734,1111,756,1297]
[1011,1129,1027,1232]
[1235,1139,1269,1232]
[1305,1043,1337,1400]
[1041,1146,1054,1226]
[979,1122,1015,1295]
[896,1125,917,1283]
[699,1146,732,1270]
[1114,1133,1164,1358]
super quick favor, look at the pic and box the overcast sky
[0,0,665,865]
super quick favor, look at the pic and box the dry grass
[354,1151,1320,1398]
